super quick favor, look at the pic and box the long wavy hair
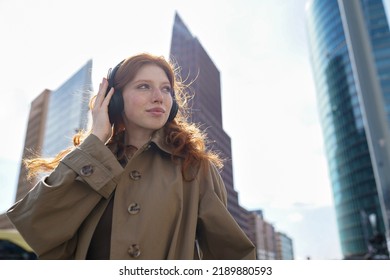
[25,53,223,180]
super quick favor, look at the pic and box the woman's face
[121,64,173,135]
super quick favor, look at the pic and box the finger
[102,87,115,109]
[95,78,109,106]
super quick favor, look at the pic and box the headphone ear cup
[168,98,179,122]
[106,60,125,124]
[107,89,124,124]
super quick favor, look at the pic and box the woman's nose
[152,88,163,102]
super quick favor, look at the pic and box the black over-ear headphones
[105,60,179,124]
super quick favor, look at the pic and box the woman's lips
[146,107,165,116]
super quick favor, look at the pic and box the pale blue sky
[1,0,389,259]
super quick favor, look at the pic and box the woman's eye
[162,86,172,93]
[138,84,150,90]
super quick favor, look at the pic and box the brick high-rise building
[0,90,50,229]
[170,12,252,235]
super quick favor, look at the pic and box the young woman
[7,53,255,260]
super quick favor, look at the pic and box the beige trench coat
[7,129,255,260]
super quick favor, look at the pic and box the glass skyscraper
[42,60,93,157]
[306,0,390,258]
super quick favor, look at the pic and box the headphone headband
[107,59,125,89]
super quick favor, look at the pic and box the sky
[1,0,390,260]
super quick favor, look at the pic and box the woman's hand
[91,78,115,143]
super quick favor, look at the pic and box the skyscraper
[0,89,50,229]
[306,0,390,258]
[42,60,93,157]
[170,13,251,235]
[0,60,93,230]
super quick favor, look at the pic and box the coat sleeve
[6,134,123,259]
[196,163,256,260]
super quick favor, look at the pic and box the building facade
[169,13,252,234]
[0,60,93,230]
[248,210,294,260]
[276,232,294,260]
[0,89,50,229]
[42,60,93,157]
[306,0,390,258]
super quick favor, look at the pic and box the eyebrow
[133,79,171,85]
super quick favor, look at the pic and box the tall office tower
[14,90,51,202]
[0,89,50,229]
[306,0,390,258]
[42,60,93,157]
[0,60,93,230]
[169,13,251,234]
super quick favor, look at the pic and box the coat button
[129,170,141,180]
[128,244,141,258]
[80,165,93,176]
[128,203,140,215]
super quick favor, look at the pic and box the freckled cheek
[123,97,142,116]
[165,96,173,108]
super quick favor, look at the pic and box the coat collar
[150,128,186,159]
[108,128,182,159]
[150,128,174,156]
